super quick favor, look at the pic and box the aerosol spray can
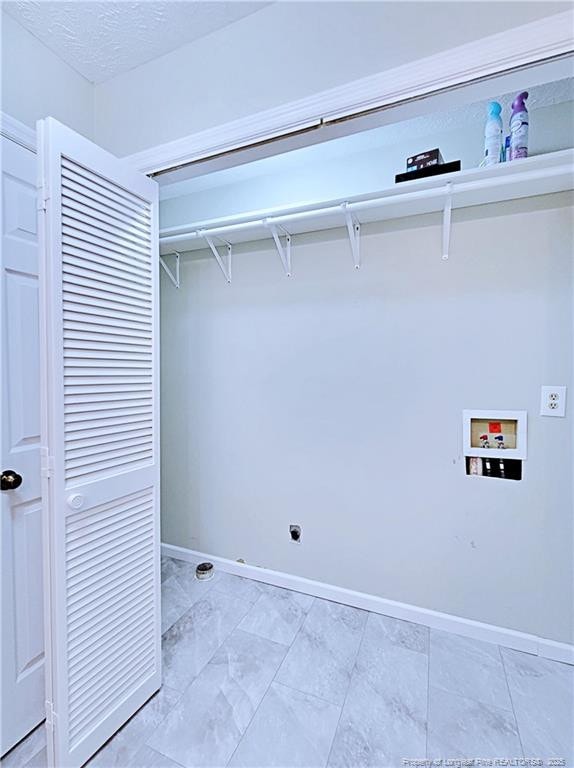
[509,91,529,161]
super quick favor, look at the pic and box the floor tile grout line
[225,590,318,767]
[152,599,282,768]
[222,586,300,767]
[271,680,344,708]
[324,609,370,768]
[145,745,187,768]
[162,589,253,700]
[272,679,346,714]
[223,646,287,766]
[272,601,369,714]
[272,595,315,681]
[154,593,261,768]
[427,680,526,717]
[88,684,185,768]
[140,687,185,759]
[499,646,526,759]
[424,678,517,714]
[233,626,291,649]
[161,561,220,634]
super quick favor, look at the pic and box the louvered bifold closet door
[38,118,160,768]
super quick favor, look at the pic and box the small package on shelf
[406,148,444,172]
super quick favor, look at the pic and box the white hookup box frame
[463,409,527,460]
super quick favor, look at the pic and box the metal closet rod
[158,161,568,247]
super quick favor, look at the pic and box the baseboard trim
[161,543,573,665]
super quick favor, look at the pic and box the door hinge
[45,700,57,730]
[41,448,54,479]
[37,188,49,212]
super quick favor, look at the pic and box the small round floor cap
[196,562,214,580]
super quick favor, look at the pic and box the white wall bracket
[266,221,292,276]
[203,233,232,283]
[159,251,181,288]
[343,204,361,269]
[442,182,453,261]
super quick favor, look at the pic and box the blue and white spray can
[484,101,503,165]
[509,91,529,161]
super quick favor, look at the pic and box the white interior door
[37,118,160,768]
[0,135,45,756]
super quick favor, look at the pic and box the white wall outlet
[540,386,567,417]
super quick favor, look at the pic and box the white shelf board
[159,149,574,255]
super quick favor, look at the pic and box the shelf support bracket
[343,204,361,269]
[267,222,292,276]
[203,233,232,283]
[159,251,180,289]
[442,182,453,261]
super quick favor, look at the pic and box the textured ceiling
[3,1,270,83]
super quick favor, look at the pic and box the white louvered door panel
[37,118,160,768]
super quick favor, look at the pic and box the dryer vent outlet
[196,562,214,580]
[289,525,301,543]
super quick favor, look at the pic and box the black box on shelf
[395,160,461,184]
[406,148,444,172]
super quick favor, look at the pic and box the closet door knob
[1,470,23,491]
[67,493,85,510]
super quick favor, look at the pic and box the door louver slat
[62,202,152,244]
[66,443,152,470]
[63,233,151,268]
[67,573,153,641]
[63,272,152,300]
[60,175,151,225]
[64,255,152,287]
[67,541,153,597]
[65,427,153,451]
[63,419,153,440]
[61,160,152,216]
[64,486,154,747]
[67,576,153,646]
[64,325,152,343]
[68,653,155,745]
[63,278,152,306]
[67,586,153,655]
[62,187,152,233]
[69,614,154,683]
[63,223,150,259]
[69,625,155,700]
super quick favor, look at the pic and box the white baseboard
[161,542,573,666]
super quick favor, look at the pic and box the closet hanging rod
[158,151,573,249]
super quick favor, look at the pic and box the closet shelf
[159,149,574,256]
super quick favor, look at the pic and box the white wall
[94,1,569,157]
[1,11,94,139]
[160,193,573,644]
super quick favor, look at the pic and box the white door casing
[0,136,45,756]
[37,118,160,768]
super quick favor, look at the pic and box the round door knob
[1,470,23,491]
[67,493,85,510]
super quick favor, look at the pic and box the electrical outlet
[540,386,567,417]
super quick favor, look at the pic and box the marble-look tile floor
[3,556,573,768]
